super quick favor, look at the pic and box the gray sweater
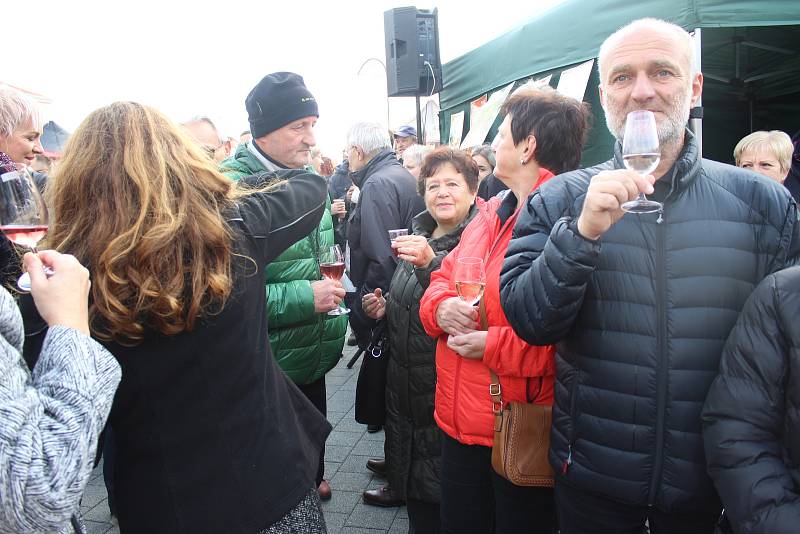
[0,287,120,533]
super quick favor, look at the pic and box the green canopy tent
[439,0,800,166]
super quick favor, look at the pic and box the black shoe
[347,333,358,346]
[363,485,404,507]
[366,458,387,477]
[367,424,382,433]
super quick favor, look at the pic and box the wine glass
[388,228,408,257]
[621,110,663,214]
[0,162,50,291]
[319,244,350,316]
[454,257,485,306]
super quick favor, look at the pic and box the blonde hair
[0,85,41,138]
[47,102,237,344]
[733,130,793,172]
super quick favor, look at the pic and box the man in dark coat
[702,266,800,534]
[499,18,800,534]
[327,159,352,249]
[344,122,425,347]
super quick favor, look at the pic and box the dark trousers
[555,480,721,534]
[297,376,327,485]
[407,498,441,534]
[102,426,116,515]
[439,433,554,534]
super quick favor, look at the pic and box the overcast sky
[5,0,566,158]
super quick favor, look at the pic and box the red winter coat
[419,169,556,447]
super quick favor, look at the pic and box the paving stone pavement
[80,337,406,533]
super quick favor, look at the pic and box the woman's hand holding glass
[361,288,386,320]
[447,331,487,360]
[435,297,479,336]
[393,235,435,268]
[25,250,91,336]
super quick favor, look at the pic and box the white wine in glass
[0,162,51,291]
[454,257,486,306]
[621,110,663,214]
[319,244,350,316]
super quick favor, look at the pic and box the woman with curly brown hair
[23,101,332,533]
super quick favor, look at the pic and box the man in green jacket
[220,72,346,501]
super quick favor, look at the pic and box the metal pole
[690,28,703,156]
[416,94,423,144]
[357,57,391,130]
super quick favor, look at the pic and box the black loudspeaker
[384,7,442,97]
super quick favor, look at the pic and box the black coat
[328,161,352,248]
[384,206,477,502]
[346,149,425,344]
[476,173,508,201]
[702,267,800,534]
[23,171,332,533]
[500,132,800,513]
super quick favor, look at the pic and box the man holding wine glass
[219,72,347,502]
[501,18,800,533]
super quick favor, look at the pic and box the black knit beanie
[246,72,319,138]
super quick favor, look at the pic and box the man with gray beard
[499,18,800,533]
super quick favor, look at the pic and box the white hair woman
[0,87,44,167]
[402,144,434,179]
[734,130,793,183]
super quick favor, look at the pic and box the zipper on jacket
[453,351,463,439]
[562,370,580,475]
[648,210,668,504]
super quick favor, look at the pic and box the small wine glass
[319,244,350,316]
[453,257,485,306]
[0,162,51,291]
[388,228,408,257]
[621,110,662,214]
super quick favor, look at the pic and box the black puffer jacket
[702,267,800,534]
[384,205,477,502]
[500,132,800,513]
[346,149,425,345]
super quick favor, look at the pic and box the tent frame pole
[691,27,703,157]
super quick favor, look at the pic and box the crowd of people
[0,15,798,534]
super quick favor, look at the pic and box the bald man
[182,116,231,163]
[500,18,800,533]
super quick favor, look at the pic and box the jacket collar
[350,148,400,188]
[412,202,479,253]
[247,140,289,172]
[613,128,701,200]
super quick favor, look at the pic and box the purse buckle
[492,400,503,415]
[489,383,501,396]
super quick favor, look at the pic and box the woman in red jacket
[419,87,591,534]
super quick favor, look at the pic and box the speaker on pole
[384,7,442,98]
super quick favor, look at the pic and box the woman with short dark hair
[420,87,591,534]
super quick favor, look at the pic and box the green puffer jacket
[220,143,347,384]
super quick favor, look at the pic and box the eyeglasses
[202,142,224,159]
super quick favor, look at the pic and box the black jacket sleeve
[499,186,600,345]
[236,170,327,265]
[702,271,800,534]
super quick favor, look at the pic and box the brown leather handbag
[480,300,555,487]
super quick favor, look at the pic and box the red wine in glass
[388,228,408,257]
[0,162,51,291]
[320,261,345,280]
[319,244,350,316]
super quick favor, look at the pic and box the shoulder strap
[481,298,504,426]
